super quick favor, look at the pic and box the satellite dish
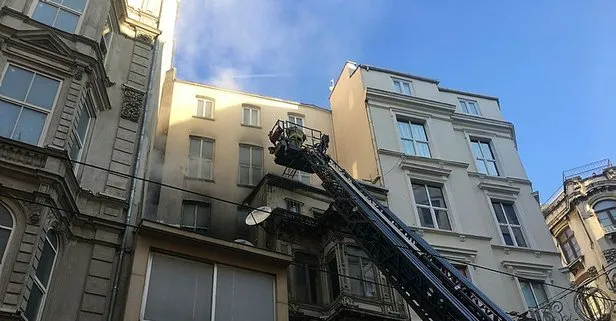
[245,206,272,226]
[234,239,255,247]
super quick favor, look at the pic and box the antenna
[245,206,272,226]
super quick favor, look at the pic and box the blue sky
[174,0,616,202]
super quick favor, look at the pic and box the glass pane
[500,225,514,246]
[32,3,58,29]
[215,265,275,321]
[24,284,44,321]
[470,142,482,158]
[418,207,434,228]
[54,9,79,33]
[531,282,548,305]
[0,66,33,101]
[347,255,363,296]
[0,229,10,262]
[435,210,451,230]
[475,160,488,174]
[242,108,250,124]
[13,108,45,145]
[0,207,13,228]
[486,161,499,176]
[295,264,309,302]
[416,142,431,157]
[205,101,213,118]
[402,140,415,155]
[47,230,58,248]
[460,101,468,113]
[239,166,250,185]
[397,121,411,139]
[468,102,479,115]
[412,184,429,205]
[512,227,527,247]
[428,186,445,208]
[410,123,427,140]
[519,280,537,308]
[26,74,60,110]
[69,133,81,161]
[0,101,20,138]
[187,158,199,177]
[594,200,616,212]
[194,264,214,320]
[196,204,210,229]
[252,148,263,167]
[250,109,258,126]
[252,166,262,185]
[362,261,376,297]
[201,160,211,179]
[492,203,507,224]
[480,142,494,160]
[62,0,86,12]
[201,141,213,159]
[503,204,519,224]
[392,81,401,93]
[36,238,56,288]
[328,258,340,299]
[598,213,612,228]
[76,109,89,141]
[402,83,412,95]
[181,203,195,227]
[188,138,200,157]
[239,146,250,165]
[196,100,204,117]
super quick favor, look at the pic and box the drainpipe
[107,34,159,321]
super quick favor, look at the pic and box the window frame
[0,63,63,146]
[459,99,481,116]
[25,230,58,321]
[288,114,304,127]
[491,200,528,248]
[411,182,452,231]
[470,138,499,176]
[238,144,263,186]
[293,252,320,305]
[69,95,93,170]
[517,278,550,321]
[180,200,211,234]
[392,78,413,96]
[30,0,89,34]
[187,136,214,180]
[556,226,581,264]
[0,204,14,267]
[195,97,215,119]
[396,118,431,158]
[285,198,303,214]
[345,246,380,299]
[593,199,616,230]
[241,106,260,127]
[100,13,114,64]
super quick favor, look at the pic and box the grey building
[0,0,176,320]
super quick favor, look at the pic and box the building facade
[0,0,176,320]
[329,61,575,319]
[542,160,616,319]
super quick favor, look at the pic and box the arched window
[24,230,58,321]
[593,200,616,229]
[0,204,14,262]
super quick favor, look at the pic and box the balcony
[604,225,616,235]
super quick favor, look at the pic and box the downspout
[107,35,159,321]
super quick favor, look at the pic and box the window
[594,200,616,230]
[238,145,262,186]
[242,106,260,127]
[236,207,250,238]
[139,0,159,13]
[392,79,412,95]
[459,99,480,115]
[346,247,378,298]
[470,139,499,176]
[327,255,340,301]
[288,115,304,127]
[195,98,214,119]
[0,65,61,145]
[412,183,451,230]
[143,253,275,321]
[100,14,113,61]
[69,103,91,163]
[519,279,549,321]
[181,201,211,234]
[188,137,214,179]
[32,0,86,33]
[312,208,324,220]
[454,265,471,281]
[397,120,430,157]
[293,253,319,304]
[24,230,58,321]
[557,227,581,264]
[286,199,302,214]
[0,205,13,263]
[492,201,527,247]
[294,171,311,184]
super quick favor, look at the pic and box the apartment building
[0,0,176,320]
[329,61,575,319]
[542,160,616,320]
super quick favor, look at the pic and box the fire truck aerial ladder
[267,120,513,321]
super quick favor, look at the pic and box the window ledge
[241,123,262,129]
[413,226,492,241]
[564,255,584,270]
[237,183,257,188]
[185,176,215,183]
[192,115,215,121]
[491,244,560,256]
